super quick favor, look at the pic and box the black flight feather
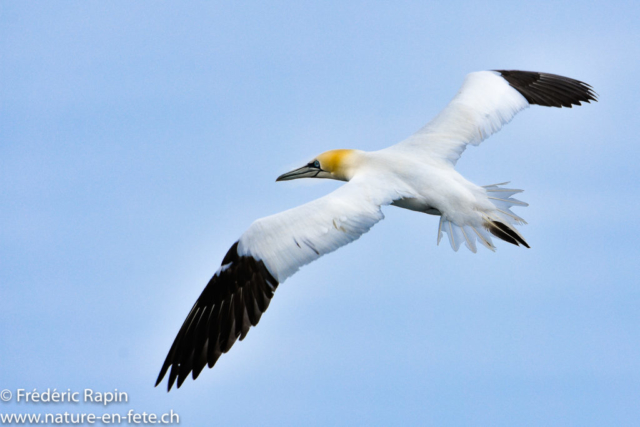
[494,70,597,108]
[155,241,279,391]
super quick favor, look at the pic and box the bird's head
[276,149,360,182]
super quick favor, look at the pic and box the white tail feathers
[437,182,529,253]
[437,217,497,253]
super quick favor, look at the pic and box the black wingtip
[494,70,597,108]
[155,241,279,390]
[154,374,164,388]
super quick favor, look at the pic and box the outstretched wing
[388,70,597,165]
[156,176,396,390]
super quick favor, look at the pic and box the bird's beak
[276,165,321,181]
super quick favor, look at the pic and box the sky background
[2,1,640,426]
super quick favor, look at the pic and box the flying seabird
[156,70,597,390]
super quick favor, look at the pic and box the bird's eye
[313,160,320,168]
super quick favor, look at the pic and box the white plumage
[390,71,530,165]
[157,69,596,390]
[238,175,394,282]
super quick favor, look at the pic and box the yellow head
[276,149,359,182]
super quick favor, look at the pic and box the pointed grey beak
[276,165,321,181]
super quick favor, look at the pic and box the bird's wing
[156,176,398,390]
[388,70,597,165]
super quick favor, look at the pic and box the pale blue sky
[2,1,640,425]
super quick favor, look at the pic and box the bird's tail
[437,182,529,253]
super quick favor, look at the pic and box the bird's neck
[319,149,364,181]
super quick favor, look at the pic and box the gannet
[156,70,596,390]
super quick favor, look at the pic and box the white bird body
[157,70,596,390]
